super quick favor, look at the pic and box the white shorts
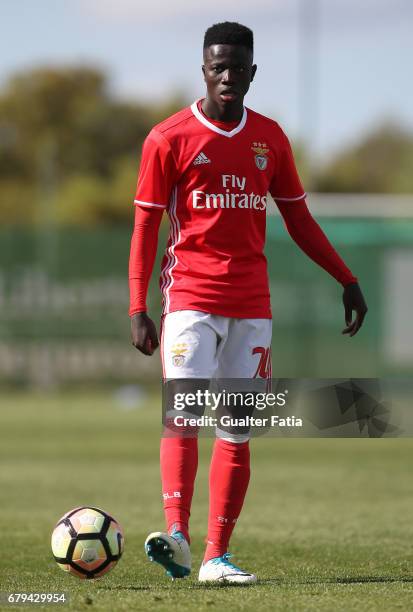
[161,310,272,379]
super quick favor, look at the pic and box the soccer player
[129,22,367,583]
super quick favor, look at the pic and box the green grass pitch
[0,391,412,611]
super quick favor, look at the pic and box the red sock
[204,439,250,562]
[160,436,198,544]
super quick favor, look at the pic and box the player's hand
[342,282,368,337]
[131,312,159,356]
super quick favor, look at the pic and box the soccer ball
[51,506,124,579]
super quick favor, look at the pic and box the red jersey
[134,100,306,318]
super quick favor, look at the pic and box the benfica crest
[171,343,188,367]
[251,142,269,170]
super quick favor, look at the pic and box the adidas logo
[193,151,211,165]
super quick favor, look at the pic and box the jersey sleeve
[128,205,163,316]
[269,129,306,203]
[276,199,358,287]
[134,129,177,210]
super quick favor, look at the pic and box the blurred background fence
[1,192,412,388]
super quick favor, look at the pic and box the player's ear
[251,64,257,82]
[202,64,206,80]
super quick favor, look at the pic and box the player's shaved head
[201,22,256,121]
[202,21,257,121]
[203,22,253,55]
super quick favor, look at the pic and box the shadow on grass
[98,575,413,593]
[99,581,259,591]
[98,585,152,591]
[334,576,413,584]
[260,576,413,586]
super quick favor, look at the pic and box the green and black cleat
[144,531,191,579]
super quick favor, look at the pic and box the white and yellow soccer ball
[51,507,124,579]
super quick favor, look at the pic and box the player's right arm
[129,206,163,355]
[129,130,177,356]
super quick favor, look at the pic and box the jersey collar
[191,99,247,138]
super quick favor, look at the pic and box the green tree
[316,122,413,193]
[0,66,185,225]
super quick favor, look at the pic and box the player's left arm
[270,128,367,337]
[276,199,368,337]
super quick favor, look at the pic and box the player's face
[202,44,257,114]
